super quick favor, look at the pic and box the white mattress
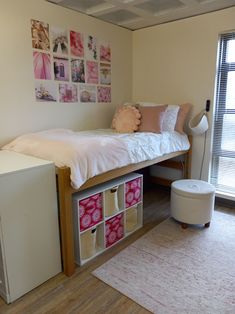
[2,129,190,189]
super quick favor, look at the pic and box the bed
[2,128,191,276]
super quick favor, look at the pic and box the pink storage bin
[79,193,103,232]
[105,213,124,248]
[125,177,141,208]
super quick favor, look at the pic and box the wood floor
[1,186,234,314]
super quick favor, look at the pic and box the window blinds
[210,32,235,194]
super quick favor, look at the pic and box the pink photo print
[86,61,98,84]
[100,40,111,63]
[33,52,51,80]
[97,86,111,103]
[70,30,84,58]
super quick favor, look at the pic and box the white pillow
[162,105,179,132]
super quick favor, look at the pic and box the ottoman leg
[181,223,188,229]
[205,222,210,228]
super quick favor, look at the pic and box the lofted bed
[56,141,192,276]
[2,128,192,276]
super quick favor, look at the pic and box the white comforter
[2,129,190,189]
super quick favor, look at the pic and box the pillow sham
[138,102,180,132]
[138,105,167,133]
[162,105,180,132]
[175,103,192,134]
[112,105,141,133]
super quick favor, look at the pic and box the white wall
[0,0,132,145]
[132,7,235,180]
[2,1,235,180]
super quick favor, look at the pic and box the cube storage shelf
[73,173,143,265]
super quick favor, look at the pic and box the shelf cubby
[73,173,143,265]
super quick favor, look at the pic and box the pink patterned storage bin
[125,177,142,208]
[79,193,103,232]
[105,213,124,248]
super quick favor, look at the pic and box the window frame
[211,33,235,188]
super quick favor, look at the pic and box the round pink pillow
[112,106,141,133]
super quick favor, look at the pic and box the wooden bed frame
[56,138,192,276]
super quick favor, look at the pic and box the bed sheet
[2,129,190,189]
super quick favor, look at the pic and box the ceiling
[47,0,235,30]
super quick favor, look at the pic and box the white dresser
[0,151,61,303]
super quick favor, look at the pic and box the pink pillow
[112,105,141,133]
[138,105,167,133]
[175,103,192,134]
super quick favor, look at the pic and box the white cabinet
[73,173,143,265]
[0,151,61,303]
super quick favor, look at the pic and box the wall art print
[70,30,84,58]
[31,19,112,103]
[100,40,111,63]
[31,19,50,51]
[59,83,78,103]
[79,85,96,103]
[71,59,85,83]
[85,35,98,61]
[100,63,111,85]
[33,52,51,80]
[97,86,111,103]
[86,61,98,84]
[51,26,68,56]
[53,57,69,81]
[35,81,57,102]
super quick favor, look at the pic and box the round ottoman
[171,179,215,229]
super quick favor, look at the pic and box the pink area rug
[93,211,235,313]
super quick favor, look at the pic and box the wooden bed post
[57,167,75,276]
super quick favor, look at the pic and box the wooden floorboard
[1,186,234,314]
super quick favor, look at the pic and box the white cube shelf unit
[73,173,143,265]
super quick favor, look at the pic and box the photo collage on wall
[31,19,111,103]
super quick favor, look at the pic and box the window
[210,32,235,194]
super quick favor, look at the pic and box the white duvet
[2,129,190,189]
